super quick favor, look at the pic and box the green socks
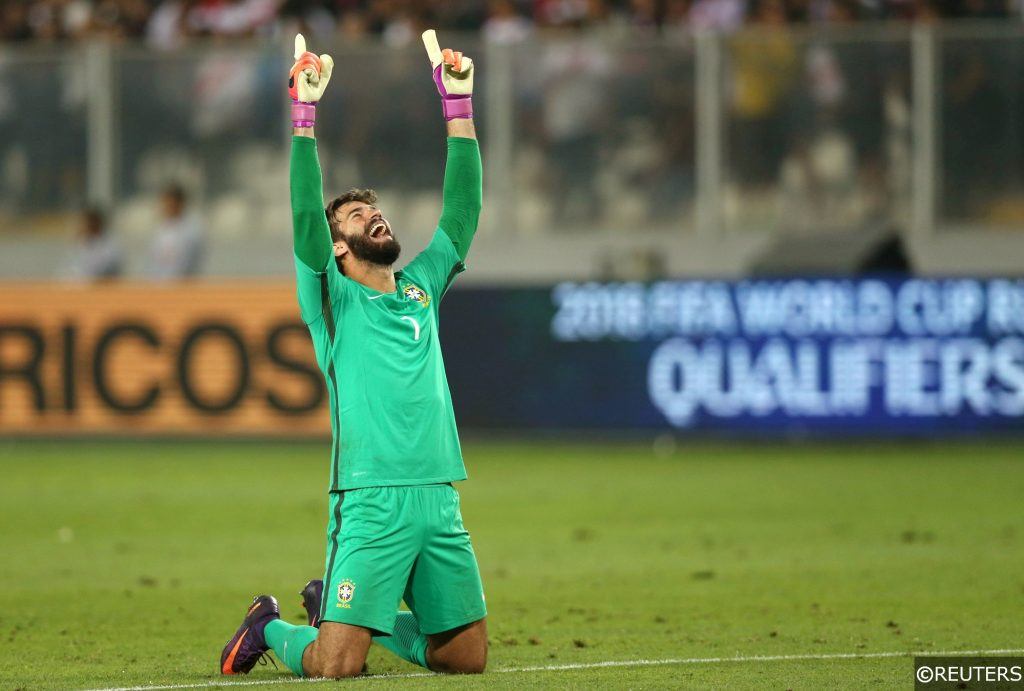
[264,611,428,676]
[373,612,430,669]
[265,619,318,677]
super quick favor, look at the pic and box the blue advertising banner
[441,278,1024,435]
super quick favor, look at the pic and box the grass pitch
[0,439,1022,689]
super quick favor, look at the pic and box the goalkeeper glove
[421,29,474,121]
[288,33,334,128]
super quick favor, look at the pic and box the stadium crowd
[1,0,1016,281]
[0,0,1016,45]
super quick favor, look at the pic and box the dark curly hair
[325,188,378,242]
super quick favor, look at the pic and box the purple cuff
[442,97,473,121]
[291,100,316,128]
[432,65,473,121]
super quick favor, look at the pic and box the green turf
[0,439,1022,690]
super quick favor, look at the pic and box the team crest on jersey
[403,284,431,308]
[337,580,355,608]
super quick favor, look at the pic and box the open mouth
[368,219,391,240]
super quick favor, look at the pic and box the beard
[343,228,401,266]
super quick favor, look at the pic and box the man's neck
[343,258,397,294]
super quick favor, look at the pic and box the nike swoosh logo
[221,628,249,674]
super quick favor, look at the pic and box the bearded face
[342,216,401,266]
[335,202,401,266]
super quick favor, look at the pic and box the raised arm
[424,30,482,262]
[289,34,335,272]
[291,138,332,271]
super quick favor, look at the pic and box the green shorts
[319,483,486,636]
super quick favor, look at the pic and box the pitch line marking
[83,648,1024,691]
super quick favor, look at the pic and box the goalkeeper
[219,31,486,678]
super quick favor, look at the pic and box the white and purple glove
[288,33,333,128]
[421,29,474,121]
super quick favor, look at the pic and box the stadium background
[2,1,1024,689]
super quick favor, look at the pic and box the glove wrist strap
[291,100,316,128]
[441,97,473,121]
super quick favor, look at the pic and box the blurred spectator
[148,184,204,280]
[187,0,279,37]
[727,0,797,186]
[688,0,747,30]
[336,8,371,41]
[146,0,192,50]
[191,49,260,138]
[626,0,660,32]
[92,0,152,38]
[482,0,531,44]
[536,0,589,25]
[62,207,123,281]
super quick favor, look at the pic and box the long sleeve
[437,137,482,263]
[291,136,333,272]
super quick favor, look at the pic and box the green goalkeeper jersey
[290,135,482,491]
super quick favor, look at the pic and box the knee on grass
[429,649,487,674]
[315,657,366,679]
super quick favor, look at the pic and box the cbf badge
[337,580,355,609]
[403,284,431,308]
